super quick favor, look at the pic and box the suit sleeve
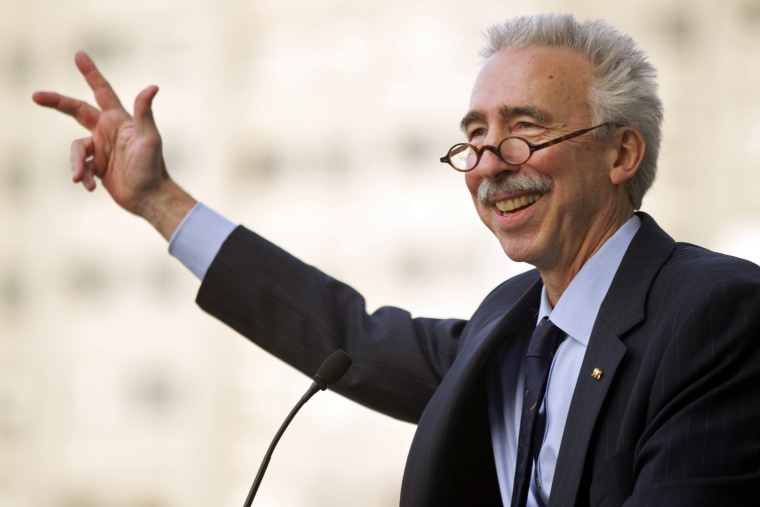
[195,226,468,423]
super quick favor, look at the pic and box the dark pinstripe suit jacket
[197,212,760,506]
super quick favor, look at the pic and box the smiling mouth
[494,193,543,215]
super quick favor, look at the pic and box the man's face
[463,46,625,279]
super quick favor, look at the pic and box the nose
[473,143,516,179]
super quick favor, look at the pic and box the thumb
[133,85,160,136]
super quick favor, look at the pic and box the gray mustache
[477,173,553,207]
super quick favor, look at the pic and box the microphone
[243,350,352,506]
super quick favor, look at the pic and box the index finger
[75,51,126,113]
[32,91,102,131]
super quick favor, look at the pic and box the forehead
[468,46,595,125]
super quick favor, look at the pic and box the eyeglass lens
[448,138,532,171]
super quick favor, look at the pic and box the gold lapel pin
[591,368,603,380]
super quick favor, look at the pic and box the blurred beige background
[2,0,760,505]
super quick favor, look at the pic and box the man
[33,13,760,507]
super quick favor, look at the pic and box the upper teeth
[495,194,541,212]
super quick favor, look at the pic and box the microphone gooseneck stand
[242,350,352,507]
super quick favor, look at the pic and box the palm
[98,114,164,214]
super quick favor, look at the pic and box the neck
[540,209,634,306]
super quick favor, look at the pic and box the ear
[609,127,645,186]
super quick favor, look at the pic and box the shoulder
[633,212,760,290]
[642,243,760,343]
[663,241,760,288]
[467,269,542,327]
[486,269,542,300]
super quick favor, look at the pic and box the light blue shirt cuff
[168,202,237,280]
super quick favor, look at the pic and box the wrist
[138,180,197,241]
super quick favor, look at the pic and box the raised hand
[33,51,196,240]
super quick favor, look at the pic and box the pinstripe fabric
[197,212,760,506]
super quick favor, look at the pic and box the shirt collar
[538,215,641,345]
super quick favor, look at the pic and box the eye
[511,121,548,140]
[514,121,539,131]
[467,127,486,141]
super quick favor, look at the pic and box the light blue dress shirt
[168,203,236,280]
[169,203,641,506]
[488,215,641,506]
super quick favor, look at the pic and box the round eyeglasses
[440,123,612,172]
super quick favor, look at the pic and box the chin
[496,233,544,267]
[498,240,529,264]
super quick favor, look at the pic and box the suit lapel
[401,271,543,506]
[482,221,666,506]
[549,213,676,506]
[550,320,627,507]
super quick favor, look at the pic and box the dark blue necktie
[511,317,564,507]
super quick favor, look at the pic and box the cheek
[552,157,610,209]
[464,172,481,199]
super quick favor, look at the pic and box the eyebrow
[459,105,550,133]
